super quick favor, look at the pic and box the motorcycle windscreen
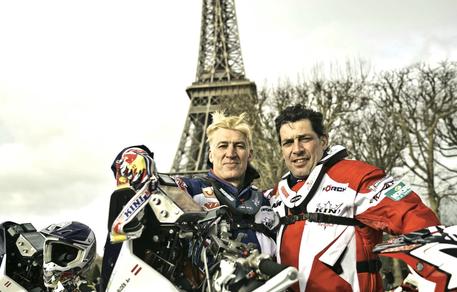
[148,184,207,224]
[158,185,204,213]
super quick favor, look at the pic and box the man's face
[209,128,252,187]
[279,119,328,179]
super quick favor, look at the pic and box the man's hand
[255,206,280,230]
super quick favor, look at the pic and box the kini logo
[123,193,150,218]
[322,185,347,192]
[4,280,12,288]
[315,201,343,214]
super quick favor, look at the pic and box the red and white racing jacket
[267,146,440,292]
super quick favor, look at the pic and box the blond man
[175,111,276,254]
[101,112,276,289]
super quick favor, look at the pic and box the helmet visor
[45,241,82,267]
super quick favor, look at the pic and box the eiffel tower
[170,0,257,174]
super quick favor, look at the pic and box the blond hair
[206,111,253,149]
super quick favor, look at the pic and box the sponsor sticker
[369,176,394,192]
[203,202,220,210]
[370,192,382,204]
[271,198,282,209]
[322,185,347,192]
[131,264,142,276]
[175,177,188,191]
[202,187,215,198]
[384,181,412,201]
[315,201,343,214]
[290,195,302,203]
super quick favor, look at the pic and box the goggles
[43,240,85,269]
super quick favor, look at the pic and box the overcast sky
[1,0,456,253]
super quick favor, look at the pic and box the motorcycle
[3,177,456,291]
[373,225,457,292]
[0,221,45,292]
[105,175,299,292]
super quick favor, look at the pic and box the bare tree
[340,105,407,173]
[442,113,457,146]
[376,62,457,215]
[298,62,407,173]
[305,62,371,138]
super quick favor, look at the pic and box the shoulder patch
[368,176,394,193]
[202,186,215,198]
[384,181,412,201]
[174,177,188,191]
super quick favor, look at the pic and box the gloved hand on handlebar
[255,206,280,231]
[111,145,158,192]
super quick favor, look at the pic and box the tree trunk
[392,258,404,287]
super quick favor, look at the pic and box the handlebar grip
[258,258,289,277]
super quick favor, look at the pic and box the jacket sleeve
[354,169,440,235]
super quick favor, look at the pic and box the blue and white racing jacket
[174,168,276,256]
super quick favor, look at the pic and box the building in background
[170,0,257,174]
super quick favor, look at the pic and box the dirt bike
[104,175,299,292]
[374,225,457,292]
[0,221,45,292]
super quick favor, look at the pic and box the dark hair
[274,104,326,143]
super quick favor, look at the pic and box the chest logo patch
[202,187,215,198]
[322,184,347,192]
[204,202,220,210]
[315,201,344,214]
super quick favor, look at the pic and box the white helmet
[41,221,96,289]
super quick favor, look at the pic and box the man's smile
[291,157,309,165]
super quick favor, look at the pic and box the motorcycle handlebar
[258,258,289,277]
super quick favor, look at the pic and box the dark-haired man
[267,104,440,292]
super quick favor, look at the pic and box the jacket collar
[208,163,260,195]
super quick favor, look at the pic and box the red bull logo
[116,148,150,187]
